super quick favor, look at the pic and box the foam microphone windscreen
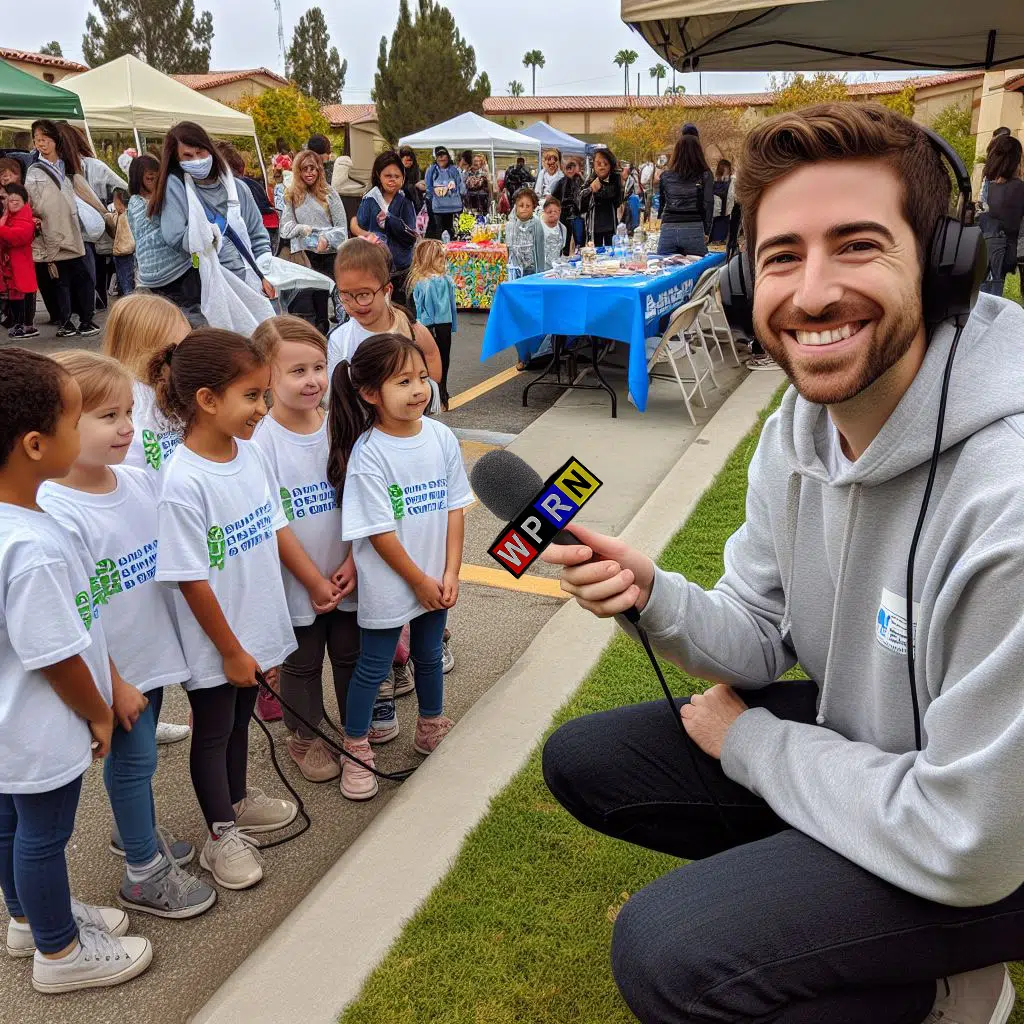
[469,449,582,546]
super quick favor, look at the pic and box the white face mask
[181,156,214,179]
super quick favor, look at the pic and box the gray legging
[542,680,1024,1024]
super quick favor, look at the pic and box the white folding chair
[689,266,741,368]
[644,297,717,424]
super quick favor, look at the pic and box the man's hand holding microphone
[542,523,748,760]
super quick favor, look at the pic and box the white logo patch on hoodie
[875,587,919,657]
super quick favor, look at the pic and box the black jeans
[186,683,259,829]
[35,256,95,327]
[306,250,336,336]
[152,266,205,327]
[429,212,456,241]
[429,323,452,407]
[542,682,1024,1024]
[279,609,359,739]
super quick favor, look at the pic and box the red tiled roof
[482,71,986,115]
[172,68,288,90]
[322,103,377,126]
[0,47,87,72]
[1005,73,1024,93]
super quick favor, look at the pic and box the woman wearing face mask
[578,147,623,248]
[351,151,418,307]
[279,148,348,335]
[149,122,275,321]
[424,147,465,240]
[23,120,100,337]
[535,149,564,199]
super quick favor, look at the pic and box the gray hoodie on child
[633,293,1024,908]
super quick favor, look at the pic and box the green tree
[878,84,916,118]
[929,101,976,194]
[83,0,213,73]
[287,7,347,104]
[508,80,524,97]
[768,71,848,113]
[664,84,686,96]
[613,49,638,96]
[39,41,64,57]
[373,0,491,144]
[649,62,667,96]
[234,84,329,155]
[522,50,544,96]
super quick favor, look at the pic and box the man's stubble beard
[757,300,923,407]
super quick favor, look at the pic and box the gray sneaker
[391,660,415,697]
[110,824,194,866]
[441,640,454,675]
[117,854,217,920]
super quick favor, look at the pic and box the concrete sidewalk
[192,366,785,1024]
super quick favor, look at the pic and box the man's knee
[541,717,602,820]
[611,886,703,1023]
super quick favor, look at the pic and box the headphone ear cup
[923,218,987,326]
[718,253,755,338]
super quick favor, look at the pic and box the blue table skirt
[480,252,726,412]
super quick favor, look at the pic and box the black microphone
[469,449,641,622]
[469,448,733,836]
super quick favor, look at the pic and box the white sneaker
[232,786,298,834]
[155,721,191,744]
[925,964,1016,1024]
[6,899,129,958]
[199,827,264,890]
[31,925,152,993]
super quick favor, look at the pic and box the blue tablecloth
[480,251,726,412]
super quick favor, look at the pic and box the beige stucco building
[170,68,288,107]
[0,47,88,84]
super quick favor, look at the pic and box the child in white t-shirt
[252,316,358,784]
[101,292,196,744]
[327,332,473,801]
[0,347,153,993]
[39,351,216,923]
[151,327,299,892]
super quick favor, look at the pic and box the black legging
[186,683,258,829]
[307,250,336,336]
[429,212,456,241]
[429,323,452,407]
[34,256,94,327]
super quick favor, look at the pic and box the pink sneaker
[395,623,411,665]
[414,715,454,755]
[256,690,283,722]
[340,737,379,801]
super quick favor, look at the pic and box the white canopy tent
[61,55,266,177]
[621,0,1024,72]
[399,111,542,179]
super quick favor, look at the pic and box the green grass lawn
[340,384,1023,1024]
[1005,273,1022,305]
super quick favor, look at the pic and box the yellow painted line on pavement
[447,365,521,410]
[459,562,569,599]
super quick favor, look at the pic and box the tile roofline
[0,47,88,72]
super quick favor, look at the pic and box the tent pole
[254,135,269,188]
[132,128,142,154]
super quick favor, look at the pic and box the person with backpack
[656,133,714,257]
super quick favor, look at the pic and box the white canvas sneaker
[31,925,152,993]
[925,964,1016,1024]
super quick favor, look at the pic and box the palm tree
[508,80,525,97]
[614,49,639,96]
[665,84,687,96]
[649,63,667,96]
[522,50,545,96]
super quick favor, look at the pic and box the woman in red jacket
[0,184,39,338]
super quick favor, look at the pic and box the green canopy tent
[0,58,84,121]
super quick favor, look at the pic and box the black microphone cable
[245,670,422,850]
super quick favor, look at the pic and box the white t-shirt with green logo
[0,503,111,794]
[39,467,190,694]
[341,417,472,629]
[155,441,297,691]
[124,381,183,475]
[253,414,355,626]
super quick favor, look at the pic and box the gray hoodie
[633,293,1024,908]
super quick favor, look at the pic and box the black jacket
[579,173,623,238]
[659,169,714,231]
[504,164,535,197]
[552,174,583,222]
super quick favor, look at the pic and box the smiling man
[541,103,1024,1024]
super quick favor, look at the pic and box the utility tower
[274,0,287,76]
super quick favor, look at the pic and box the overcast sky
[13,0,931,100]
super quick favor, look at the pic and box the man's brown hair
[737,103,951,268]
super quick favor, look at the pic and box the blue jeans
[113,255,135,296]
[657,221,708,258]
[0,775,83,953]
[346,609,447,738]
[104,686,163,866]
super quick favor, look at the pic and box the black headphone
[715,127,990,753]
[717,127,988,337]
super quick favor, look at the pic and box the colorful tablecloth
[445,242,508,310]
[480,252,726,412]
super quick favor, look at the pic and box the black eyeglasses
[339,283,387,306]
